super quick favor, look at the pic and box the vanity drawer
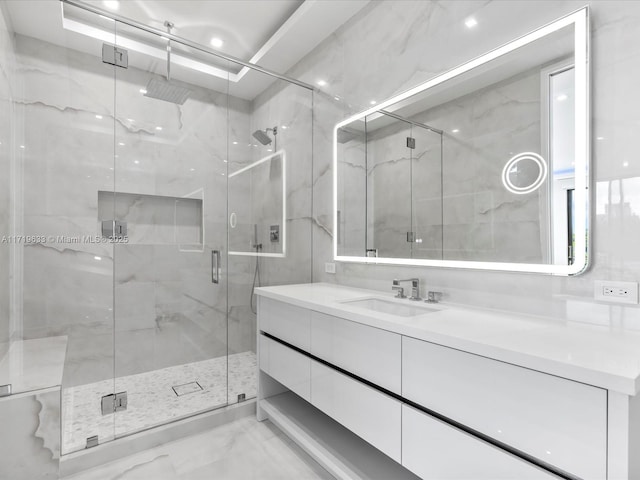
[310,360,401,463]
[259,335,310,401]
[310,311,401,394]
[259,297,311,350]
[402,405,557,479]
[402,337,607,480]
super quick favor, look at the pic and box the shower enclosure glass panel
[4,0,313,454]
[10,10,118,453]
[227,71,313,384]
[112,21,230,439]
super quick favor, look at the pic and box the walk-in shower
[0,0,313,460]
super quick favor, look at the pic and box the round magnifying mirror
[502,152,548,194]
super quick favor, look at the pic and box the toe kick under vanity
[255,283,640,480]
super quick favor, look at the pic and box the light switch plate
[325,262,336,274]
[594,280,639,305]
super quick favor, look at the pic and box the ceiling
[3,0,369,99]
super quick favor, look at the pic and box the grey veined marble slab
[62,351,256,454]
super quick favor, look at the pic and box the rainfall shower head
[252,126,278,146]
[252,130,272,146]
[143,20,192,105]
[144,78,191,105]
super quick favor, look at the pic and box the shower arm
[164,21,174,81]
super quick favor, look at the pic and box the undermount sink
[340,297,439,317]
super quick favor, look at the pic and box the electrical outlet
[594,280,639,305]
[325,262,336,274]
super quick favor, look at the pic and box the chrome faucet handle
[392,285,406,298]
[393,278,421,301]
[425,291,443,303]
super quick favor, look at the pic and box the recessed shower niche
[98,190,203,250]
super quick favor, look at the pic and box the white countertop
[0,336,68,394]
[256,283,640,395]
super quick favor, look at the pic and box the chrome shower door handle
[212,249,220,284]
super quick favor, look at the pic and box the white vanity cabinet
[402,404,558,479]
[310,311,401,394]
[256,290,629,480]
[311,360,402,462]
[259,335,311,401]
[259,297,311,350]
[402,337,607,479]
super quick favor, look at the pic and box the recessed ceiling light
[19,145,25,149]
[95,114,103,119]
[452,129,460,133]
[317,79,327,87]
[94,256,102,261]
[190,168,195,171]
[155,126,162,131]
[210,37,223,48]
[118,142,125,146]
[370,100,377,105]
[103,0,119,11]
[232,141,238,145]
[465,17,478,28]
[267,149,273,152]
[127,118,134,122]
[282,125,288,129]
[556,94,568,101]
[334,96,340,101]
[223,159,228,163]
[134,160,139,164]
[139,88,147,94]
[597,136,604,140]
[623,161,629,167]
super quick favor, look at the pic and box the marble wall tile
[0,388,61,480]
[295,0,640,324]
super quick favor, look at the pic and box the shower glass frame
[56,0,315,453]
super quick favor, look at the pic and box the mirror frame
[333,7,589,275]
[228,149,287,258]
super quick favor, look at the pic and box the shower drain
[172,381,204,396]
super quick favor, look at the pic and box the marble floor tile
[62,416,332,480]
[62,352,256,455]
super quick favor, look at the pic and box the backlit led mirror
[333,8,589,275]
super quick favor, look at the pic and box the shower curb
[58,399,256,478]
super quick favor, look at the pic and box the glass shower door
[111,21,230,438]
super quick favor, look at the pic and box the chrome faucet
[392,282,405,298]
[426,291,443,303]
[392,278,421,301]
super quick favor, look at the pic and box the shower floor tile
[61,351,256,455]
